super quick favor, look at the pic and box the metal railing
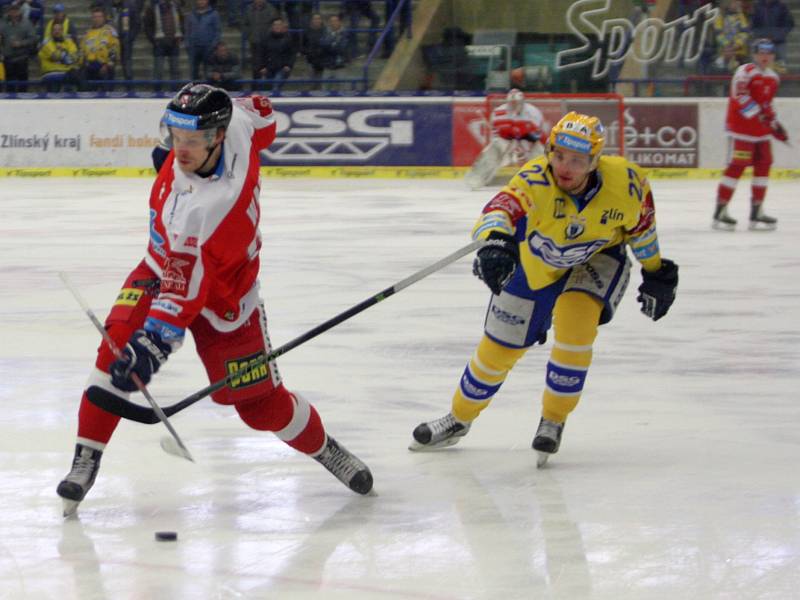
[611,75,800,97]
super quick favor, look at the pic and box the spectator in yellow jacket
[80,6,120,89]
[44,4,78,45]
[714,0,751,72]
[39,21,81,91]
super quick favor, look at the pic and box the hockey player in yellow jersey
[409,112,679,466]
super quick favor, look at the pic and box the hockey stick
[85,239,485,424]
[59,272,195,462]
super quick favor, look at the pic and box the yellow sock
[451,335,527,422]
[541,292,602,424]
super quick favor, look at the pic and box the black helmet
[163,83,232,131]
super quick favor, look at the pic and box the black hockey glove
[473,231,520,295]
[110,329,172,391]
[637,258,678,321]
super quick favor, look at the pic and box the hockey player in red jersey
[57,84,373,517]
[491,88,549,149]
[713,38,786,231]
[465,89,549,189]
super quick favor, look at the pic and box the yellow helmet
[548,111,606,162]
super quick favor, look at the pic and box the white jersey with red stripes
[143,96,276,346]
[726,62,780,141]
[491,102,547,141]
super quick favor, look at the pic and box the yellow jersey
[472,155,662,290]
[80,25,120,66]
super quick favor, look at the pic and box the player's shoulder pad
[521,154,549,170]
[234,95,274,119]
[598,155,649,187]
[599,154,644,174]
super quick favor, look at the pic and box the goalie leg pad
[465,138,511,189]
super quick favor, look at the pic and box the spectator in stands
[245,0,277,79]
[0,1,37,92]
[38,21,81,91]
[257,16,295,93]
[713,0,751,73]
[44,4,78,45]
[17,0,43,36]
[322,13,349,90]
[740,0,756,19]
[223,0,245,27]
[205,39,239,90]
[751,0,794,69]
[185,0,220,81]
[283,0,311,46]
[346,0,379,57]
[302,12,326,89]
[80,6,120,89]
[110,0,141,83]
[144,0,183,90]
[677,0,707,18]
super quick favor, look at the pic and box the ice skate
[57,443,103,517]
[409,413,471,451]
[532,417,564,468]
[712,203,737,231]
[314,435,373,495]
[748,204,777,231]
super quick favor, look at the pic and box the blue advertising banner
[264,101,453,166]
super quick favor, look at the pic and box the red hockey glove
[771,121,789,143]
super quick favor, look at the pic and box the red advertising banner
[452,101,488,167]
[620,104,699,168]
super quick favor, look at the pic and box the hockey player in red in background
[713,38,787,231]
[465,89,550,190]
[57,83,373,517]
[491,88,549,150]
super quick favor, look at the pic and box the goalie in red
[713,38,787,231]
[465,89,549,189]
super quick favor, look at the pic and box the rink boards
[0,96,798,175]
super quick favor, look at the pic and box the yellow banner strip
[2,166,799,180]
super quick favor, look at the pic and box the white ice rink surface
[1,176,799,600]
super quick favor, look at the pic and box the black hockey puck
[155,531,178,542]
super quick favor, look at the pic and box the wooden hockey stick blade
[85,240,485,423]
